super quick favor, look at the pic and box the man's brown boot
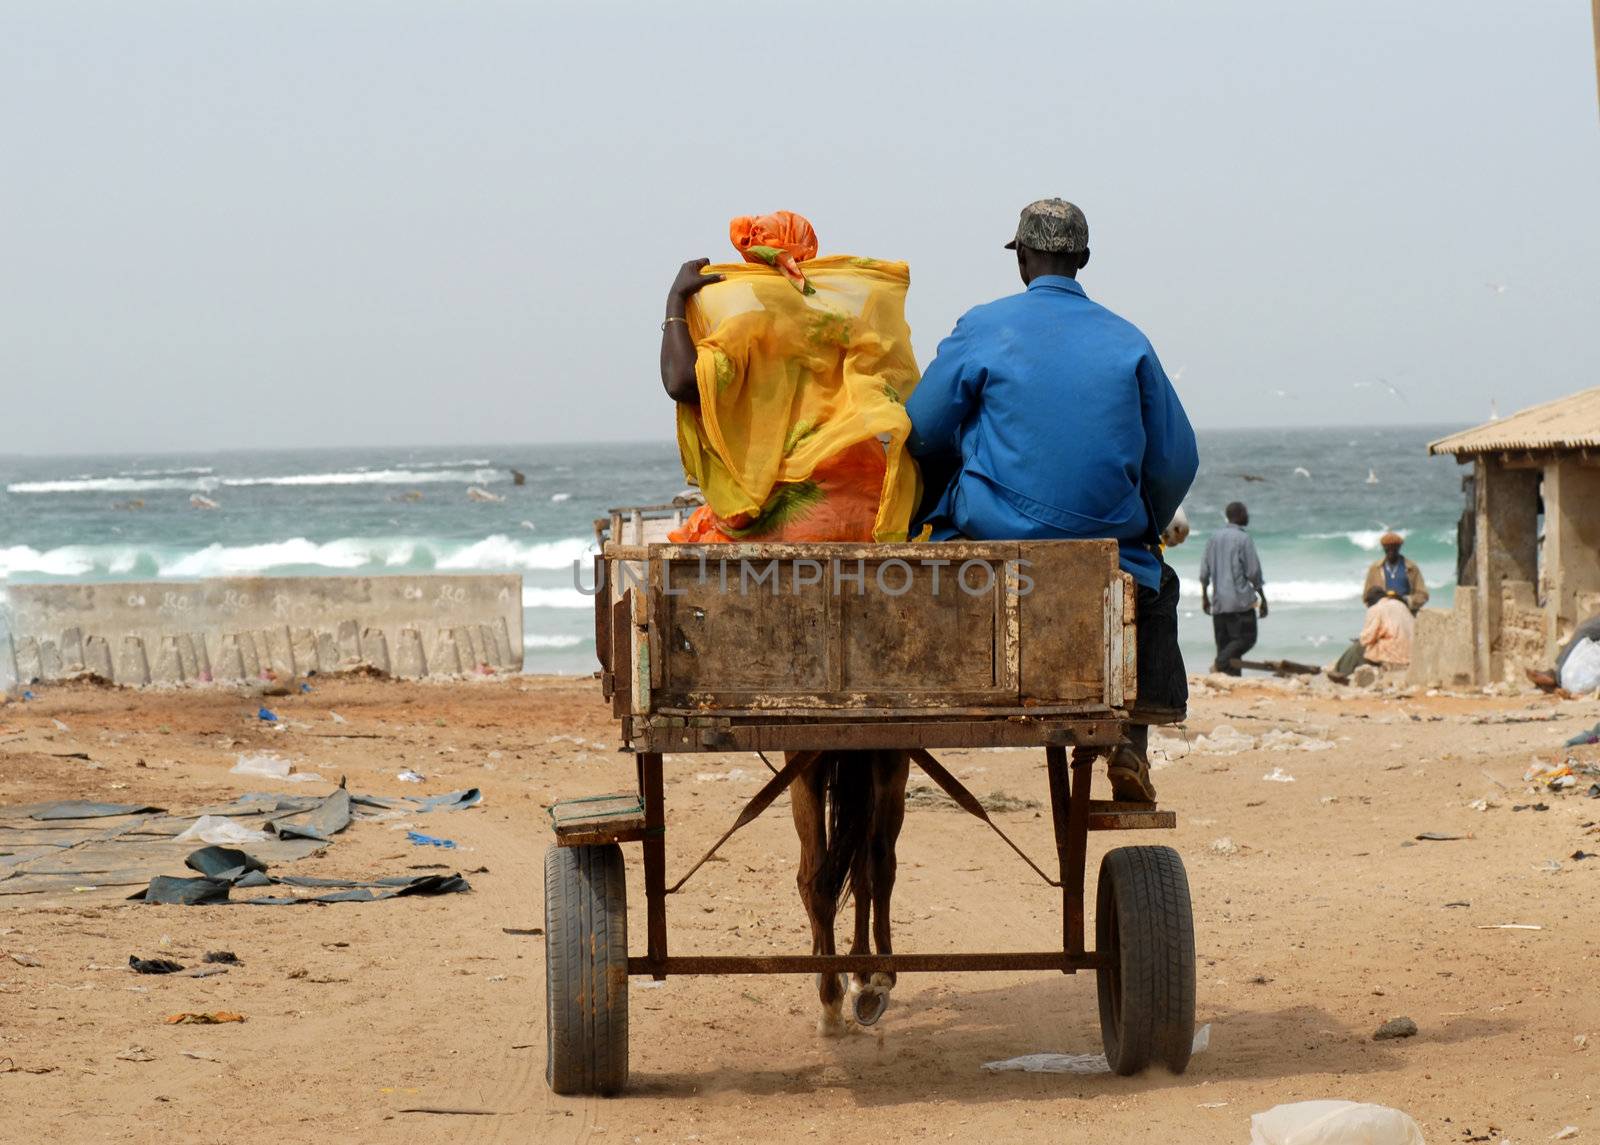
[1107,744,1157,803]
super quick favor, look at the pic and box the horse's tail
[817,750,875,912]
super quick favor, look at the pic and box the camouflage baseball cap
[1005,198,1089,253]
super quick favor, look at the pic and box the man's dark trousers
[1212,610,1257,675]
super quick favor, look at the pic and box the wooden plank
[640,753,668,976]
[626,716,1127,754]
[1018,541,1119,704]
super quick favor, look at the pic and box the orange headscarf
[729,211,818,294]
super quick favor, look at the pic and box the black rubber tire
[544,844,629,1095]
[1095,845,1196,1076]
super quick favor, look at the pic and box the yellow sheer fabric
[672,256,921,543]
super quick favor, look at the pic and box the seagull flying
[1484,281,1508,295]
[1293,466,1312,479]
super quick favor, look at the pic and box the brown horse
[789,748,911,1035]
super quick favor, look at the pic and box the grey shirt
[1199,523,1264,614]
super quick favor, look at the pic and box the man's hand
[667,258,724,311]
[1258,597,1269,619]
[1201,593,1211,616]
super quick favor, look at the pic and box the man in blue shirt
[906,198,1198,802]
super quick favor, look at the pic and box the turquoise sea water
[0,427,1468,678]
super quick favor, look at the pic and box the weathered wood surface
[595,539,1137,721]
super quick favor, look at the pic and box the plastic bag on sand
[1560,637,1600,695]
[231,753,321,783]
[1250,1101,1423,1145]
[174,816,270,845]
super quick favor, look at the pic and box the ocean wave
[525,633,586,649]
[6,468,506,494]
[522,586,593,609]
[1178,577,1363,605]
[1302,529,1406,550]
[437,535,595,572]
[0,534,596,581]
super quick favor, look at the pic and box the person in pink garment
[1329,588,1415,682]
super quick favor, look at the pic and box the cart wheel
[545,844,629,1095]
[1095,845,1196,1076]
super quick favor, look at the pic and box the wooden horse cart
[544,505,1195,1095]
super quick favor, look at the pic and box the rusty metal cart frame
[543,508,1195,1095]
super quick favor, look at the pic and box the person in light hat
[1362,532,1428,614]
[905,198,1198,803]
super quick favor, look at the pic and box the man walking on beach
[1362,532,1428,614]
[905,198,1197,802]
[1199,502,1266,675]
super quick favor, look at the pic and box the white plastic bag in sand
[1249,1100,1423,1145]
[174,816,270,845]
[1559,637,1600,695]
[231,753,321,782]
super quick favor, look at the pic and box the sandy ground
[2,673,1598,1145]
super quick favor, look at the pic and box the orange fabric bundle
[729,211,819,293]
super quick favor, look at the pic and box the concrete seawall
[1,575,524,687]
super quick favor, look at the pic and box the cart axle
[627,951,1104,977]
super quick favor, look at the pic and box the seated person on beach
[904,198,1198,803]
[1363,532,1428,614]
[1526,613,1600,693]
[658,211,920,542]
[1329,588,1415,682]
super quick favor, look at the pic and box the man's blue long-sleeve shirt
[905,276,1198,590]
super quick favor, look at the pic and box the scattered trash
[257,707,278,722]
[1209,837,1241,856]
[137,876,234,906]
[51,718,69,732]
[397,769,425,783]
[187,965,228,979]
[230,753,321,783]
[203,951,240,964]
[502,927,544,936]
[1262,768,1296,783]
[181,1050,222,1062]
[408,788,483,813]
[0,1059,55,1075]
[1373,1016,1418,1040]
[1192,724,1258,755]
[1512,803,1551,812]
[330,711,347,724]
[1443,901,1471,908]
[1249,1101,1424,1145]
[299,682,312,694]
[1571,851,1594,861]
[174,816,270,846]
[165,1012,246,1025]
[1576,1033,1589,1049]
[115,1046,156,1062]
[1478,923,1542,930]
[983,1024,1211,1073]
[407,831,456,849]
[1414,832,1467,842]
[128,955,185,975]
[8,952,43,968]
[1552,1129,1579,1141]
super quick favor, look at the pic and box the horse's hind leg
[851,750,909,1027]
[792,752,847,1036]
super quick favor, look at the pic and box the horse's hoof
[850,983,890,1027]
[817,1010,849,1037]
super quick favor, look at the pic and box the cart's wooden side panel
[1017,540,1120,704]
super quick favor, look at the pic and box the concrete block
[193,636,213,681]
[38,641,63,680]
[216,635,247,681]
[488,617,515,670]
[59,627,85,673]
[154,636,184,683]
[119,636,151,686]
[84,636,114,680]
[336,620,361,666]
[432,629,463,676]
[176,633,199,680]
[291,628,320,675]
[394,628,427,678]
[16,637,42,684]
[316,632,341,671]
[261,626,295,677]
[454,626,485,670]
[360,627,391,675]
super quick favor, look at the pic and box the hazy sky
[4,0,1597,455]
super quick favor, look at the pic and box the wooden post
[639,752,668,978]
